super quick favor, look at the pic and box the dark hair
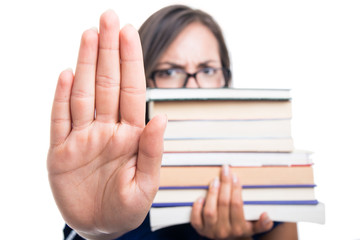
[138,5,231,87]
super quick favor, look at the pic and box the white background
[0,0,359,239]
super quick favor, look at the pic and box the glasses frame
[150,67,231,88]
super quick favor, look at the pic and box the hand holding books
[190,165,274,239]
[148,88,325,231]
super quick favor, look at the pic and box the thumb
[136,114,167,194]
[252,212,274,234]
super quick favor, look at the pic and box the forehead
[157,22,221,66]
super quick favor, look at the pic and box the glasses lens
[154,69,186,88]
[197,68,225,88]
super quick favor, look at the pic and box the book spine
[152,200,319,208]
[158,184,317,190]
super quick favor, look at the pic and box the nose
[185,76,200,88]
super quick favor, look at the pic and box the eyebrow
[156,60,220,69]
[156,62,184,69]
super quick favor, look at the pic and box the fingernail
[222,164,229,176]
[262,213,272,227]
[161,114,168,129]
[90,26,98,32]
[233,175,238,184]
[124,23,135,29]
[211,177,219,188]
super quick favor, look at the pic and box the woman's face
[149,22,225,88]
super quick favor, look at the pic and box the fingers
[72,10,145,127]
[191,166,234,239]
[192,168,270,239]
[191,169,273,239]
[50,69,74,146]
[136,114,167,195]
[95,10,121,123]
[190,177,219,239]
[230,175,273,235]
[71,28,98,129]
[119,24,147,128]
[217,165,232,228]
[190,197,205,234]
[230,174,253,236]
[202,177,220,233]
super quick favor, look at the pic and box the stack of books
[146,88,325,231]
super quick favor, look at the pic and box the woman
[49,5,297,240]
[139,5,231,89]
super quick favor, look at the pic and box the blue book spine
[152,200,319,208]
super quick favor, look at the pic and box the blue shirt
[64,213,282,240]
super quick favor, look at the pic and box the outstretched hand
[47,10,167,240]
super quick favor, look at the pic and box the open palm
[47,10,166,240]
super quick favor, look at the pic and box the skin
[48,11,298,240]
[48,10,167,240]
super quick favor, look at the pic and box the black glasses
[150,67,231,88]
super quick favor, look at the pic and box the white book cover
[161,150,312,166]
[146,88,291,101]
[150,203,325,231]
[154,187,316,204]
[164,119,292,139]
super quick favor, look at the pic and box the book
[147,88,294,152]
[146,88,292,121]
[146,88,324,230]
[161,150,313,166]
[160,166,314,187]
[148,100,292,120]
[149,203,325,231]
[164,119,292,139]
[146,88,291,102]
[164,138,294,152]
[153,185,316,205]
